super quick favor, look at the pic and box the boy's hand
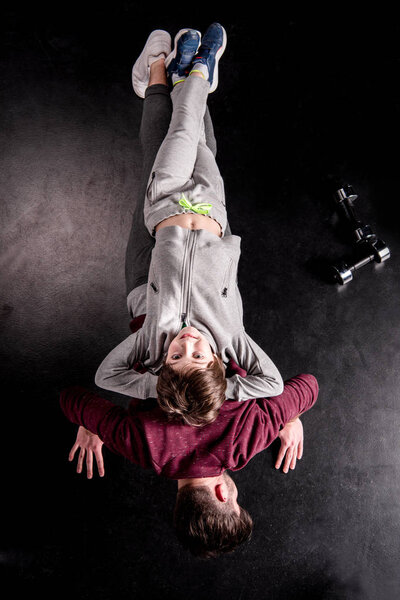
[275,417,303,474]
[69,426,105,479]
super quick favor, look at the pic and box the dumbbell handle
[351,253,375,272]
[332,240,390,284]
[334,186,362,230]
[332,256,373,285]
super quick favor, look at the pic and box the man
[61,363,318,558]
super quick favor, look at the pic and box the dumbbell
[330,184,390,284]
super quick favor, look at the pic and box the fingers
[289,451,297,471]
[69,443,104,479]
[276,444,302,474]
[94,448,105,478]
[86,449,93,479]
[275,445,287,470]
[77,447,85,474]
[297,438,303,460]
[275,443,294,473]
[283,448,293,474]
[69,441,79,462]
[73,448,95,479]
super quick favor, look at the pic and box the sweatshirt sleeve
[258,374,319,441]
[231,375,319,466]
[95,331,158,399]
[226,332,284,401]
[59,386,144,462]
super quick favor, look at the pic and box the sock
[190,62,209,80]
[171,72,186,86]
[148,52,166,66]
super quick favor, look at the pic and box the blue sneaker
[190,23,227,93]
[165,28,201,84]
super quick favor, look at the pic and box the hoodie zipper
[221,257,233,297]
[180,230,197,325]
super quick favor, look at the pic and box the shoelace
[178,193,212,215]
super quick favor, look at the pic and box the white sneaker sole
[209,25,227,93]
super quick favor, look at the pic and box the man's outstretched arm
[256,374,319,473]
[60,386,145,476]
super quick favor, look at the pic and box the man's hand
[69,426,105,479]
[275,417,303,474]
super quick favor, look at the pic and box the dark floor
[2,3,400,599]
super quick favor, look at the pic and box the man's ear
[215,483,228,503]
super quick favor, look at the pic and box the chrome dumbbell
[330,185,390,284]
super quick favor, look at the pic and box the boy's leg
[125,79,231,295]
[191,118,228,232]
[126,31,232,295]
[203,106,216,158]
[203,107,232,236]
[143,75,228,237]
[125,66,172,295]
[150,75,208,180]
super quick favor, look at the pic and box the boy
[95,24,283,425]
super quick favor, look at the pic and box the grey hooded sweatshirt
[95,226,283,401]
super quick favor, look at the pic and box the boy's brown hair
[156,353,227,427]
[173,482,253,558]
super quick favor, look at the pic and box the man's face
[166,326,215,372]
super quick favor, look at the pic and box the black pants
[124,83,231,296]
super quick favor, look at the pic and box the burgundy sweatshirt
[60,372,318,479]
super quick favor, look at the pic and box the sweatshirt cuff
[146,372,158,398]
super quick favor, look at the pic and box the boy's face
[166,326,215,371]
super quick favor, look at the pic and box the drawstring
[178,193,213,216]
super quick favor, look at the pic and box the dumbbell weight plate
[373,240,390,262]
[331,261,353,284]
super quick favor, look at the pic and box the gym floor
[2,4,400,599]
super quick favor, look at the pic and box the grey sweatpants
[143,75,228,238]
[125,79,231,296]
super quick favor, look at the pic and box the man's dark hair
[173,483,253,558]
[156,353,227,427]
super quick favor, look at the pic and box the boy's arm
[225,333,284,401]
[95,331,158,399]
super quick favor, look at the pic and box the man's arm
[60,386,144,464]
[258,374,318,431]
[258,374,319,472]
